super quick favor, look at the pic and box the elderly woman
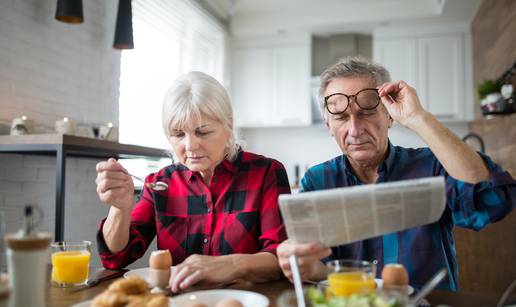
[95,71,289,292]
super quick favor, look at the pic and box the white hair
[162,71,238,161]
[319,56,391,118]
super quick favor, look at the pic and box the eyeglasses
[324,88,380,115]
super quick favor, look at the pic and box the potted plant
[477,79,502,115]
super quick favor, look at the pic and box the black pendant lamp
[55,0,84,24]
[113,0,134,49]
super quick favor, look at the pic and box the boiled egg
[381,263,409,287]
[214,298,244,307]
[149,250,172,270]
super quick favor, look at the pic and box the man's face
[324,77,392,164]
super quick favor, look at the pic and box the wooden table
[0,134,166,241]
[45,273,501,307]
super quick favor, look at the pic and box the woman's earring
[164,150,175,164]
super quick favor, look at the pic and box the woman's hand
[277,240,331,282]
[377,80,428,130]
[95,158,134,212]
[169,254,241,293]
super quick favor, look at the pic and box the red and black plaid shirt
[97,150,290,269]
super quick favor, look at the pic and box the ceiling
[201,0,481,36]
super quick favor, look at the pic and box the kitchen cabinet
[418,34,464,118]
[373,24,473,121]
[231,34,312,127]
[373,39,418,90]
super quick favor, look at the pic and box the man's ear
[325,119,334,136]
[387,113,393,128]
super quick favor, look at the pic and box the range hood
[312,33,372,76]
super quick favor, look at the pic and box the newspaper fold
[279,176,446,247]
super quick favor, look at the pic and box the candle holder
[55,117,76,135]
[98,123,118,141]
[10,116,34,135]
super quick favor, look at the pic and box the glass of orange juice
[50,241,91,287]
[325,259,376,297]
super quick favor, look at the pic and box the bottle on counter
[291,164,300,191]
[4,205,51,307]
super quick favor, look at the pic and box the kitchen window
[119,0,227,149]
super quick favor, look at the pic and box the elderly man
[277,56,515,290]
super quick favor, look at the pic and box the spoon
[127,173,168,191]
[407,268,447,307]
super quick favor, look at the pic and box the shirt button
[207,208,211,213]
[203,238,208,244]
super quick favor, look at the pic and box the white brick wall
[0,154,154,270]
[0,0,153,270]
[0,0,120,130]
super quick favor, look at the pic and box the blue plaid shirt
[301,142,515,291]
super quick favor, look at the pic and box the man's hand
[168,254,240,293]
[277,240,331,282]
[378,80,428,130]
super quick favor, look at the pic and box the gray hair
[162,71,238,161]
[318,56,391,117]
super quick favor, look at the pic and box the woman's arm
[169,252,282,293]
[96,158,157,269]
[232,252,282,282]
[96,158,135,253]
[102,206,132,253]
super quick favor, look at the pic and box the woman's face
[168,114,231,173]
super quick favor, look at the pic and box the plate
[72,298,174,307]
[319,278,415,295]
[123,267,152,284]
[172,289,269,307]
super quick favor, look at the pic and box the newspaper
[278,176,446,247]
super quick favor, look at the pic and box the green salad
[307,287,403,307]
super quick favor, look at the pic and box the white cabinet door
[418,35,464,118]
[273,46,311,126]
[373,39,418,89]
[231,48,273,127]
[374,27,470,120]
[231,44,311,127]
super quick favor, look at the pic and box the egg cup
[149,268,170,294]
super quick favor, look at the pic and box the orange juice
[327,272,376,296]
[51,251,90,284]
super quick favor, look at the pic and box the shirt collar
[380,141,396,176]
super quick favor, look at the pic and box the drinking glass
[50,241,91,287]
[325,259,376,297]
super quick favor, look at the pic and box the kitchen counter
[0,134,167,241]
